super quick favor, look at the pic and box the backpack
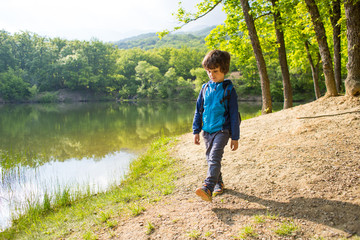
[200,82,241,125]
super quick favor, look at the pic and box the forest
[0,29,319,103]
[167,0,360,113]
[0,31,207,102]
[0,0,359,108]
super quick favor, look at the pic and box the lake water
[0,101,266,230]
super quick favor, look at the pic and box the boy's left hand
[230,140,238,151]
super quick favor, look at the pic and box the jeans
[203,130,230,192]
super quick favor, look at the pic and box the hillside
[112,26,216,50]
[110,96,360,239]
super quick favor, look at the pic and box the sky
[0,0,227,42]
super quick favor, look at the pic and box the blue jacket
[192,79,240,140]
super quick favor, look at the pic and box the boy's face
[205,67,225,83]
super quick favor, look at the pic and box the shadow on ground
[212,189,360,237]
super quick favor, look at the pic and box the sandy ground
[109,96,360,239]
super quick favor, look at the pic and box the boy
[192,50,240,202]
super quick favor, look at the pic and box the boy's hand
[230,140,238,151]
[194,133,200,145]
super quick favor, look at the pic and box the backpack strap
[221,82,242,125]
[220,84,232,104]
[220,83,233,115]
[199,82,209,113]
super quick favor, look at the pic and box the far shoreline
[0,88,317,105]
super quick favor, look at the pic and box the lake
[0,100,267,230]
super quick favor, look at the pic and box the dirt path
[114,96,360,239]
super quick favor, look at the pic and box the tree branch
[158,0,223,38]
[185,0,223,24]
[254,11,272,21]
[297,110,360,119]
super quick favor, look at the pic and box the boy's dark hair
[202,50,231,74]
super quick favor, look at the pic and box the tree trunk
[344,0,360,96]
[305,0,338,96]
[270,0,293,109]
[330,0,342,92]
[240,0,272,114]
[305,41,321,99]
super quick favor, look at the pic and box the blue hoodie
[192,79,240,140]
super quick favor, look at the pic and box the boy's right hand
[194,133,200,145]
[230,139,239,151]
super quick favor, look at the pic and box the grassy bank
[0,137,177,240]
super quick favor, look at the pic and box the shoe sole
[212,189,224,197]
[195,188,212,202]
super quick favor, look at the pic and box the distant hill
[112,26,216,50]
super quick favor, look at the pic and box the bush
[0,68,29,101]
[38,91,59,103]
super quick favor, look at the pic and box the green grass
[82,231,98,240]
[145,221,155,235]
[253,215,265,224]
[187,229,201,239]
[233,225,258,239]
[274,220,299,236]
[241,110,262,121]
[266,211,279,220]
[0,137,178,240]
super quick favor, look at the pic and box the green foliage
[175,0,349,102]
[135,61,163,98]
[37,91,58,103]
[191,67,208,93]
[177,77,197,99]
[28,84,39,97]
[169,46,205,80]
[0,68,29,101]
[0,31,209,102]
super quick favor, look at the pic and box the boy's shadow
[212,189,360,236]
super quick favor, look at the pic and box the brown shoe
[195,185,212,202]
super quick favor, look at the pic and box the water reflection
[0,101,194,165]
[0,151,133,230]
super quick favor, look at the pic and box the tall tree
[344,0,360,96]
[304,0,338,96]
[282,0,326,99]
[330,0,342,92]
[270,0,293,109]
[305,40,321,99]
[0,31,16,72]
[240,0,272,113]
